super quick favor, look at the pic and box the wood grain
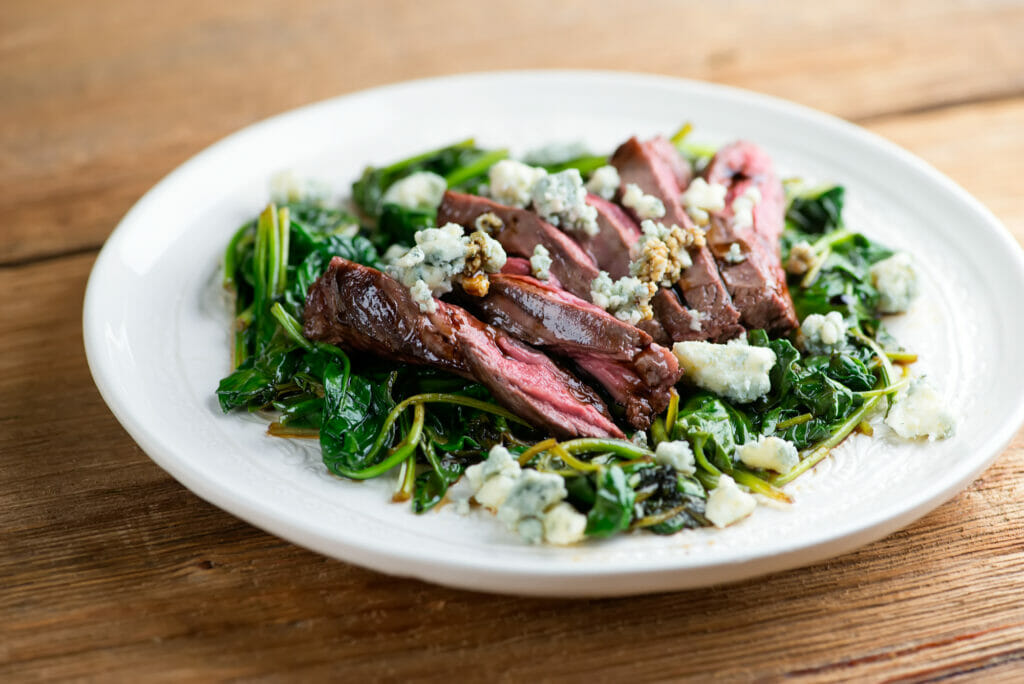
[3,0,1023,264]
[3,1,1024,680]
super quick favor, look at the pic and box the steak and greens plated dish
[217,125,955,546]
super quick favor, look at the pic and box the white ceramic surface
[83,71,1024,597]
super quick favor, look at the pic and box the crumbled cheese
[522,141,590,166]
[408,279,437,313]
[631,431,649,449]
[672,340,776,403]
[269,170,329,205]
[629,220,704,287]
[870,252,919,313]
[725,242,746,263]
[680,178,727,226]
[381,243,410,264]
[885,377,956,440]
[621,183,666,220]
[798,311,848,356]
[381,171,447,211]
[786,240,816,275]
[488,160,547,208]
[542,502,587,545]
[655,440,696,475]
[737,435,799,474]
[498,470,568,544]
[530,244,552,280]
[464,445,523,510]
[704,474,757,528]
[531,169,599,236]
[687,308,704,332]
[474,211,504,234]
[731,186,762,230]
[387,223,506,299]
[585,165,621,200]
[590,271,657,324]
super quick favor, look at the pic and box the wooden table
[4,1,1023,679]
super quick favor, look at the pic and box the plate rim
[83,69,1024,595]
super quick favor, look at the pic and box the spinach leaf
[585,466,635,538]
[633,466,708,535]
[378,203,434,247]
[674,393,746,471]
[791,369,861,422]
[786,185,844,235]
[319,364,397,474]
[413,445,466,514]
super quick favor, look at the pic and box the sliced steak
[455,273,681,429]
[578,194,641,279]
[500,256,563,289]
[647,135,693,190]
[611,136,744,341]
[437,190,599,300]
[703,141,798,334]
[650,287,706,342]
[304,257,622,438]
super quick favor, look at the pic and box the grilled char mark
[611,136,744,342]
[703,141,798,334]
[465,273,651,360]
[303,257,622,439]
[579,194,642,279]
[437,191,599,301]
[455,272,681,430]
[302,257,469,377]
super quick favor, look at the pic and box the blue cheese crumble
[498,470,571,545]
[869,252,919,313]
[530,244,552,280]
[680,178,727,226]
[488,160,547,208]
[705,474,757,528]
[884,377,956,440]
[387,223,506,310]
[724,242,746,263]
[731,186,762,230]
[531,169,599,237]
[798,312,848,355]
[737,435,799,474]
[590,271,657,324]
[381,171,447,211]
[621,183,666,220]
[654,440,696,475]
[585,165,621,200]
[672,340,776,403]
[464,444,523,510]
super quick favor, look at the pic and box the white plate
[84,71,1024,597]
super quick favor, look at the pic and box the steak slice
[578,194,641,279]
[500,256,563,289]
[437,191,599,301]
[703,141,798,334]
[650,287,706,342]
[611,136,743,341]
[304,257,622,439]
[455,273,681,429]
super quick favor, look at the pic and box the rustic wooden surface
[3,1,1023,680]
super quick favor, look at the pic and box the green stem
[772,394,883,486]
[650,418,668,447]
[669,122,693,146]
[223,221,253,288]
[270,303,312,350]
[382,138,475,175]
[559,438,655,460]
[550,443,601,473]
[692,438,721,477]
[444,149,509,187]
[859,378,909,398]
[732,468,792,503]
[776,413,813,430]
[276,206,290,296]
[664,390,679,437]
[545,155,609,176]
[392,453,418,502]
[336,403,426,480]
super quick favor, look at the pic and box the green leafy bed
[217,137,913,541]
